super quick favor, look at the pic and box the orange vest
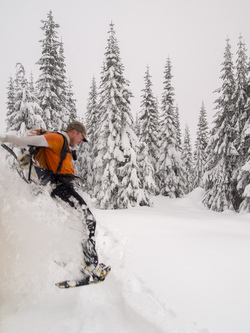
[34,133,75,175]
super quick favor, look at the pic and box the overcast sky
[1,0,250,144]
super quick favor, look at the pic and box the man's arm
[1,133,49,148]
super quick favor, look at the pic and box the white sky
[1,0,250,145]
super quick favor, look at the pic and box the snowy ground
[1,147,250,333]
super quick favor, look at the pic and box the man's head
[66,121,88,147]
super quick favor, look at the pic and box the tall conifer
[93,23,145,209]
[182,124,194,194]
[8,63,45,134]
[203,38,237,211]
[232,36,250,211]
[78,76,99,193]
[36,11,63,130]
[139,66,159,174]
[6,76,15,131]
[193,101,209,188]
[157,58,184,197]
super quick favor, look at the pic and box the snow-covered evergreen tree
[237,84,250,212]
[7,63,45,135]
[175,104,182,149]
[182,124,194,194]
[66,78,77,123]
[237,152,250,213]
[36,11,63,130]
[6,76,15,131]
[138,66,159,175]
[232,35,250,211]
[203,38,237,212]
[29,72,36,95]
[157,57,184,197]
[93,23,147,209]
[77,77,99,193]
[136,142,156,205]
[57,40,71,126]
[193,101,209,188]
[134,113,140,137]
[118,112,141,209]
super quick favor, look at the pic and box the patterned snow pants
[51,182,98,269]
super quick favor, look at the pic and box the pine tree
[36,11,63,130]
[29,72,35,94]
[232,36,249,143]
[175,104,182,149]
[203,38,237,212]
[57,40,72,126]
[7,63,45,134]
[134,113,140,137]
[232,35,250,211]
[93,23,144,209]
[237,130,250,212]
[6,76,15,131]
[157,57,184,197]
[238,81,250,212]
[193,101,209,188]
[182,124,194,194]
[66,78,77,123]
[136,142,156,205]
[78,76,99,193]
[138,66,159,175]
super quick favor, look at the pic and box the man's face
[70,130,84,147]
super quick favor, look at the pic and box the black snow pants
[51,182,98,269]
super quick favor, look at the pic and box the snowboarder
[0,121,109,284]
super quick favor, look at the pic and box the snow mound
[0,147,204,333]
[186,187,204,203]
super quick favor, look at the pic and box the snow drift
[1,146,250,333]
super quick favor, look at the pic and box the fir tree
[157,57,184,197]
[237,138,250,212]
[182,124,194,194]
[134,113,140,137]
[78,76,99,193]
[203,38,237,212]
[66,78,77,123]
[6,76,15,131]
[175,104,182,149]
[29,72,35,94]
[238,77,250,212]
[36,11,63,130]
[193,101,209,188]
[93,23,145,209]
[138,66,159,177]
[8,63,45,134]
[232,35,250,211]
[136,141,156,205]
[57,40,72,126]
[232,36,249,141]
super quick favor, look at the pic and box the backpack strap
[55,133,69,174]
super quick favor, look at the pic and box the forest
[4,11,250,213]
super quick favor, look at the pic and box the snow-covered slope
[1,147,250,333]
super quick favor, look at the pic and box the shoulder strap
[55,133,69,175]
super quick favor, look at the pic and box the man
[1,121,99,273]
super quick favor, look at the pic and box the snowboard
[56,262,111,289]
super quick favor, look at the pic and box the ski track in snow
[1,147,249,333]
